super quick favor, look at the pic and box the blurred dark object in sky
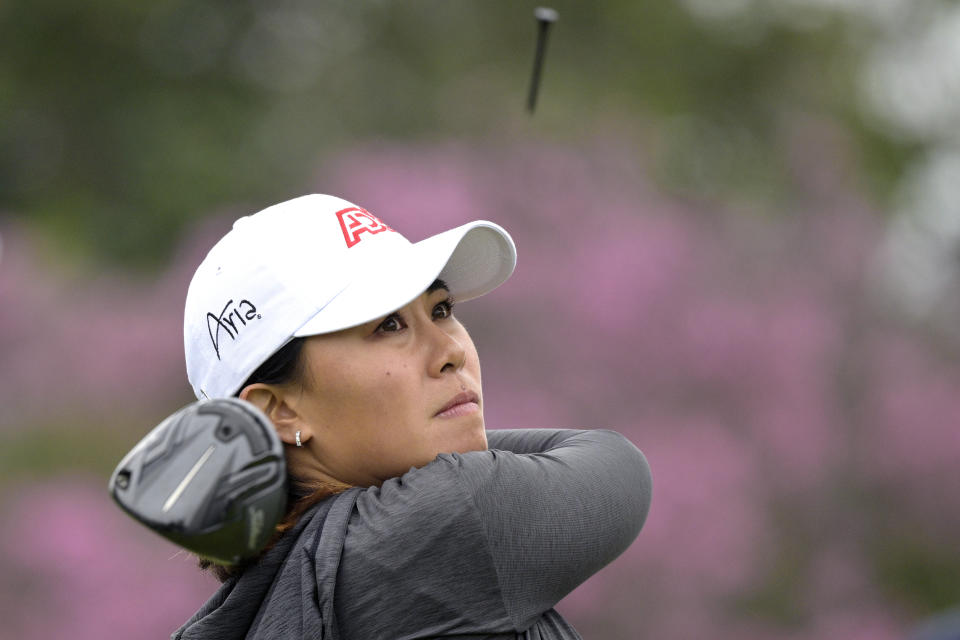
[526,7,558,114]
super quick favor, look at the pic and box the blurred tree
[0,0,921,268]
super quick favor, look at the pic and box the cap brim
[293,220,516,337]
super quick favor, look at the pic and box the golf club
[527,7,558,114]
[109,397,287,566]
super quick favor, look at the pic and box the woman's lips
[435,391,480,418]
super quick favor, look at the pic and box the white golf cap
[184,194,517,400]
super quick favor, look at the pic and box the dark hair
[241,336,309,389]
[197,336,352,582]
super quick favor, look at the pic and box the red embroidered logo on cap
[336,207,395,248]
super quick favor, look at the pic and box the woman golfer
[173,194,652,639]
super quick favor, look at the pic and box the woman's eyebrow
[427,278,450,294]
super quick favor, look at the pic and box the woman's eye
[376,314,405,333]
[432,299,454,320]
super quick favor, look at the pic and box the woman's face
[289,283,486,487]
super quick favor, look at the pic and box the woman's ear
[239,384,309,447]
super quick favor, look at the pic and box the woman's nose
[427,325,466,377]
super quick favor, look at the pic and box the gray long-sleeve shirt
[173,428,652,640]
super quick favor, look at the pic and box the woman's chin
[448,420,488,454]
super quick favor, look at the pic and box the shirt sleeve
[457,428,652,629]
[484,427,578,455]
[334,428,652,638]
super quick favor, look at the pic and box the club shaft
[527,20,553,113]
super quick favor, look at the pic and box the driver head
[109,398,286,566]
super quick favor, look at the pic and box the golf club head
[109,398,287,566]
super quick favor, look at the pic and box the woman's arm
[336,428,652,638]
[485,427,577,455]
[454,428,652,630]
